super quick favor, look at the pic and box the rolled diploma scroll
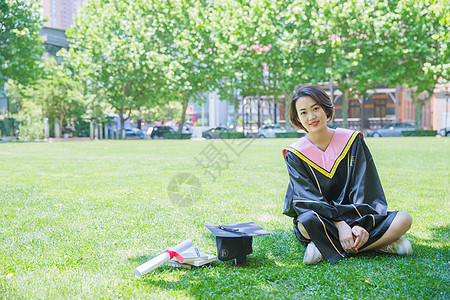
[134,239,193,278]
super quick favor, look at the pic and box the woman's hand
[351,225,369,251]
[333,221,357,253]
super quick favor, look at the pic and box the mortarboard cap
[205,222,269,264]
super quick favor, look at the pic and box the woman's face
[295,96,328,133]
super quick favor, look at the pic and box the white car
[367,122,415,137]
[257,125,286,138]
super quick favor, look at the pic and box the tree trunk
[119,107,126,139]
[233,91,239,130]
[342,89,349,128]
[274,97,278,124]
[55,118,61,138]
[360,96,365,130]
[179,96,188,133]
[59,114,64,135]
[411,93,427,130]
[257,95,261,128]
[242,97,245,132]
[329,76,334,103]
[249,97,253,128]
[268,100,271,123]
[414,103,422,130]
[283,89,291,130]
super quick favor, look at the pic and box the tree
[148,0,218,132]
[207,0,302,129]
[38,56,85,133]
[265,0,310,129]
[6,56,85,138]
[0,0,44,86]
[61,0,169,138]
[284,0,394,128]
[147,101,182,124]
[384,0,449,129]
[5,78,44,140]
[205,0,268,128]
[63,0,222,135]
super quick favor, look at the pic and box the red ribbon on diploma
[165,250,184,263]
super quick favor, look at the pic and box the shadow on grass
[129,229,449,299]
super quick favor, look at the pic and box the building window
[374,98,386,118]
[349,98,360,118]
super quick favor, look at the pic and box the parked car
[170,125,191,134]
[125,128,145,139]
[202,127,229,139]
[150,126,175,139]
[257,124,286,138]
[366,122,415,137]
[439,127,450,137]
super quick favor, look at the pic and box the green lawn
[0,137,448,299]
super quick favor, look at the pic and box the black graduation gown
[283,128,398,264]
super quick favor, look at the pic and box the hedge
[162,133,192,139]
[275,132,305,138]
[401,130,437,137]
[219,132,245,139]
[0,118,19,137]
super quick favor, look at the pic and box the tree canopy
[61,0,219,134]
[384,0,450,128]
[8,0,448,136]
[0,0,44,86]
[6,56,84,139]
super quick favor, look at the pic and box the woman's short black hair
[288,85,335,131]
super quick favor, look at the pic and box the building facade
[42,0,85,30]
[272,84,449,132]
[326,84,449,131]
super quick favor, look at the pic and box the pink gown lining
[288,128,355,172]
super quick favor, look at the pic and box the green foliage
[80,93,112,124]
[0,0,44,86]
[278,0,449,129]
[73,119,90,138]
[147,101,183,124]
[5,79,45,140]
[16,99,45,140]
[17,119,44,140]
[3,76,26,115]
[5,56,85,138]
[61,0,163,137]
[38,56,85,131]
[58,0,447,132]
[61,0,216,134]
[283,0,395,126]
[0,117,19,137]
[209,0,299,102]
[381,0,449,129]
[401,130,437,136]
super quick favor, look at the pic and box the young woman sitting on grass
[282,85,413,264]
